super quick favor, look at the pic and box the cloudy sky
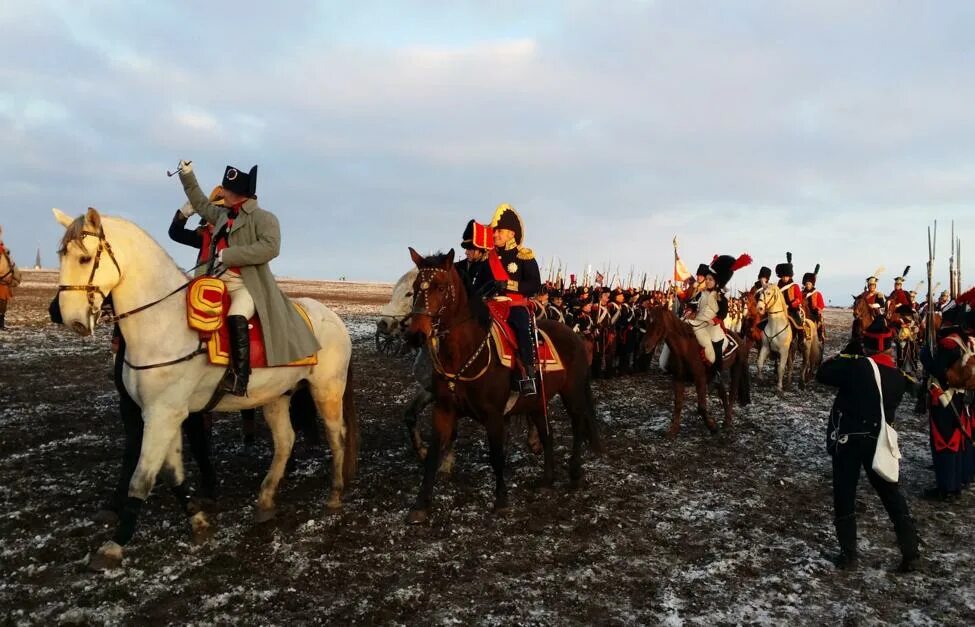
[1,0,973,303]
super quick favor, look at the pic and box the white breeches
[225,273,256,319]
[691,321,725,362]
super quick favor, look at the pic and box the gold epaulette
[517,247,534,260]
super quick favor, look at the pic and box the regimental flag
[673,236,691,282]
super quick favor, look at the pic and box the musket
[640,273,647,292]
[949,221,956,299]
[926,222,936,354]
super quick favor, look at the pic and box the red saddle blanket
[187,277,317,369]
[486,299,563,372]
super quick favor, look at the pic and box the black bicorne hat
[695,263,711,277]
[862,316,893,352]
[461,219,476,250]
[758,266,772,280]
[491,204,524,245]
[222,165,258,197]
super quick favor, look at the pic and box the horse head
[406,247,459,340]
[53,207,122,336]
[376,267,419,339]
[641,304,671,356]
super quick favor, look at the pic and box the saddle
[699,335,739,366]
[485,299,564,374]
[187,277,317,368]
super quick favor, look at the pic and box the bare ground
[1,270,973,625]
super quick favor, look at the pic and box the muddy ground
[1,270,973,625]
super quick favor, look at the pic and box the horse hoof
[92,508,119,526]
[706,421,719,434]
[190,511,215,544]
[87,541,123,572]
[325,498,343,513]
[531,478,555,491]
[492,504,511,517]
[255,507,277,524]
[407,509,429,525]
[664,428,679,440]
[416,447,428,462]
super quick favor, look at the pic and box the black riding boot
[0,313,5,330]
[711,341,726,383]
[832,514,858,569]
[893,515,921,572]
[222,315,251,396]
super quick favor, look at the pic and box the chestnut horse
[405,249,602,522]
[641,305,751,437]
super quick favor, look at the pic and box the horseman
[690,254,752,380]
[862,271,886,309]
[753,266,772,293]
[775,253,805,340]
[169,185,226,276]
[486,203,541,395]
[0,225,19,330]
[682,264,709,319]
[177,161,320,396]
[887,267,913,331]
[455,219,493,296]
[802,265,826,342]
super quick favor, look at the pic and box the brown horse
[641,305,751,437]
[848,294,879,353]
[405,249,602,523]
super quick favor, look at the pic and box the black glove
[494,280,508,293]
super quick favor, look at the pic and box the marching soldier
[178,161,321,396]
[920,303,974,501]
[486,204,542,395]
[816,317,921,572]
[547,289,568,325]
[802,265,826,343]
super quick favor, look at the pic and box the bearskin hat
[758,266,772,281]
[708,253,753,288]
[862,316,894,353]
[802,263,820,286]
[774,252,794,279]
[222,165,257,198]
[490,203,524,245]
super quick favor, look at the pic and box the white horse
[53,208,357,570]
[755,285,793,391]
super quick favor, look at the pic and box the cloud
[0,1,973,304]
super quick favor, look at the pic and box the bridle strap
[124,342,209,370]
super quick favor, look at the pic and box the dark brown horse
[641,305,751,437]
[405,249,602,523]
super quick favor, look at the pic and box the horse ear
[408,247,424,268]
[444,248,455,268]
[85,207,102,231]
[52,208,73,228]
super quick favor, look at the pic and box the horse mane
[419,251,491,327]
[58,216,92,255]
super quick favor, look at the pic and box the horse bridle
[411,267,457,336]
[57,228,207,369]
[57,228,122,323]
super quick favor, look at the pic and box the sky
[1,0,973,304]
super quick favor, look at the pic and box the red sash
[488,249,525,303]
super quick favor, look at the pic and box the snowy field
[0,271,973,625]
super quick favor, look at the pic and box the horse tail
[342,359,359,482]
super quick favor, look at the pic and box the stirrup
[220,370,248,397]
[519,377,537,397]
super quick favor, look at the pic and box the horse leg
[310,381,348,512]
[720,367,733,429]
[404,388,432,461]
[89,410,183,571]
[668,380,684,438]
[757,343,769,382]
[438,424,458,476]
[255,396,295,521]
[162,429,214,543]
[95,389,144,525]
[560,381,601,488]
[184,412,217,501]
[697,377,718,433]
[408,405,455,524]
[775,345,787,392]
[530,411,555,489]
[486,414,510,513]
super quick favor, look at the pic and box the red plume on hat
[731,254,752,272]
[956,287,975,307]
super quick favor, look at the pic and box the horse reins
[411,267,492,386]
[58,228,209,370]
